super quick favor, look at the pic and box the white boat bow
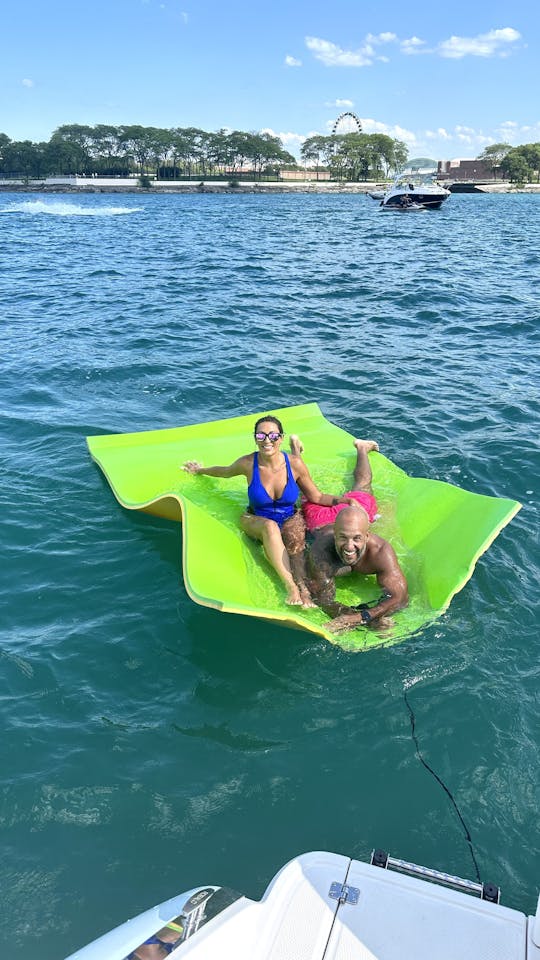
[66,849,540,960]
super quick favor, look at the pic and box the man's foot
[354,438,379,453]
[298,581,317,608]
[289,434,304,456]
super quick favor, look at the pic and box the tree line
[0,124,297,180]
[0,122,411,182]
[4,122,537,183]
[478,142,540,183]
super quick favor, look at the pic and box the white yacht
[66,848,539,960]
[380,171,450,210]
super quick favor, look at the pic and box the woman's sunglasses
[254,431,283,443]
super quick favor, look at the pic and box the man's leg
[289,434,303,457]
[281,511,316,607]
[351,439,379,492]
[292,433,378,492]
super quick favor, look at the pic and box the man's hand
[326,614,358,634]
[325,612,396,635]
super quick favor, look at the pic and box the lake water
[1,191,538,956]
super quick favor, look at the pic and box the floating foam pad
[87,403,521,651]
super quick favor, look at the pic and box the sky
[1,0,538,162]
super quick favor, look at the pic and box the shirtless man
[290,436,408,634]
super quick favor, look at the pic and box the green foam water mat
[87,403,521,651]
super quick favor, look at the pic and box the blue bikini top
[247,452,299,526]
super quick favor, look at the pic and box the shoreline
[1,178,539,195]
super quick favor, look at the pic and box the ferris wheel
[332,112,362,135]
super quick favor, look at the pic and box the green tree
[300,135,330,178]
[50,124,95,173]
[392,141,409,174]
[246,132,290,178]
[118,125,155,174]
[514,143,540,182]
[91,125,125,174]
[477,143,512,180]
[44,138,86,175]
[174,127,207,178]
[1,140,46,178]
[500,150,531,184]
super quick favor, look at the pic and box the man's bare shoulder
[309,527,341,571]
[356,533,399,573]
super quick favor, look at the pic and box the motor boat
[66,848,539,959]
[380,172,450,210]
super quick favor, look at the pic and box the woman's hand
[183,460,203,474]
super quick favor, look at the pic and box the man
[290,436,408,634]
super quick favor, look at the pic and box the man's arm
[313,540,408,634]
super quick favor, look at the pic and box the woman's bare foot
[285,583,304,606]
[354,438,379,453]
[289,434,304,456]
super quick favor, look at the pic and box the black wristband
[360,608,372,624]
[332,496,339,506]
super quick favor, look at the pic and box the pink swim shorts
[302,491,378,532]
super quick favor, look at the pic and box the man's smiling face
[333,506,369,566]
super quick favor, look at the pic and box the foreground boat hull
[66,850,540,960]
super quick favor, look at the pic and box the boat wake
[0,200,141,216]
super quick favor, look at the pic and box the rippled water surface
[1,192,539,956]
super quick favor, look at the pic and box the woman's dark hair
[253,414,284,435]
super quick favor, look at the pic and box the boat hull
[381,191,449,209]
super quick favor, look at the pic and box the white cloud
[22,78,34,88]
[360,117,417,145]
[261,128,305,149]
[401,36,427,55]
[306,36,372,67]
[373,32,397,43]
[305,32,396,67]
[180,11,188,23]
[437,27,521,59]
[494,119,540,143]
[285,55,302,67]
[305,26,522,69]
[326,98,354,108]
[425,128,452,141]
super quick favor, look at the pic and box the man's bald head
[334,503,370,534]
[333,504,370,566]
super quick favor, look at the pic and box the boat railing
[370,849,500,902]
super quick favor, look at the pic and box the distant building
[437,158,493,181]
[281,169,331,181]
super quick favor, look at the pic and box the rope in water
[403,689,482,883]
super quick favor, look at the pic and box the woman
[183,415,350,607]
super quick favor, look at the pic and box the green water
[1,192,538,956]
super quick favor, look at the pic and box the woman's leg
[240,513,303,605]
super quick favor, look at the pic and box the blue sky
[2,0,538,161]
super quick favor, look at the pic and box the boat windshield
[394,172,438,187]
